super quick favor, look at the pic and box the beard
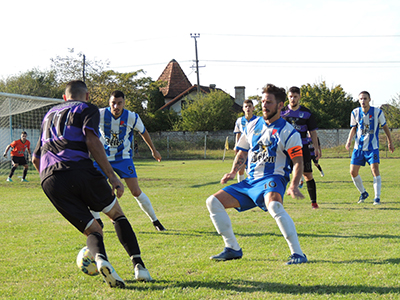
[263,103,279,121]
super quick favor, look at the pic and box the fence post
[167,136,170,159]
[204,132,208,159]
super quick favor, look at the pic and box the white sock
[91,211,101,219]
[237,174,245,183]
[206,195,240,251]
[352,175,366,194]
[135,192,157,222]
[268,201,303,256]
[373,175,381,199]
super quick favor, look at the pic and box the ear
[63,94,67,101]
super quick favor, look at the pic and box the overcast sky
[1,0,399,106]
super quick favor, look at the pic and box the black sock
[306,178,317,203]
[9,166,17,178]
[316,165,323,173]
[23,168,28,179]
[87,232,107,261]
[113,216,144,268]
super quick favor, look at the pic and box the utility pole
[82,54,86,83]
[190,33,200,93]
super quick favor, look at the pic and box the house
[157,59,244,114]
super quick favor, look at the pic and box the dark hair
[243,99,254,105]
[21,131,27,135]
[111,90,125,99]
[65,80,88,99]
[262,84,287,103]
[288,86,301,95]
[359,91,371,98]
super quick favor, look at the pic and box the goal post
[0,92,64,176]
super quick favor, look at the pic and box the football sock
[306,179,317,203]
[316,165,323,173]
[22,168,28,179]
[352,175,366,193]
[113,215,144,267]
[135,192,157,222]
[8,166,17,178]
[206,195,241,251]
[373,175,381,199]
[87,232,108,261]
[268,201,303,256]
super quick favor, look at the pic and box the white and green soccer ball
[76,246,99,276]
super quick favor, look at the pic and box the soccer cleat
[357,191,369,203]
[21,178,28,182]
[153,220,166,231]
[6,177,12,182]
[373,198,381,205]
[210,247,243,261]
[134,263,153,282]
[286,253,308,265]
[96,257,125,288]
[311,202,319,209]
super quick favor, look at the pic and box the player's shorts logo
[268,181,277,188]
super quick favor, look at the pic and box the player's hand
[3,153,6,158]
[220,173,235,184]
[152,150,162,162]
[287,185,304,199]
[108,176,124,198]
[345,141,350,151]
[388,142,395,153]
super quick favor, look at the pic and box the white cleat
[134,263,153,282]
[96,257,125,288]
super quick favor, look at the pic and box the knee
[267,200,284,219]
[206,195,224,213]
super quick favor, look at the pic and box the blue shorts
[223,175,288,212]
[351,149,380,166]
[93,159,137,179]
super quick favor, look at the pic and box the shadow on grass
[122,278,400,295]
[190,181,220,188]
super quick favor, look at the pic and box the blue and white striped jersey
[98,107,145,161]
[236,117,302,182]
[233,115,258,135]
[350,106,386,151]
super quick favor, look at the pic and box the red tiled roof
[157,59,192,98]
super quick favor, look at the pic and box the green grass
[1,158,400,299]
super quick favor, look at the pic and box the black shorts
[41,168,115,233]
[11,156,27,166]
[302,145,313,173]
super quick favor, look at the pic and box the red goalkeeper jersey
[10,139,30,157]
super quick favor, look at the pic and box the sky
[1,0,399,107]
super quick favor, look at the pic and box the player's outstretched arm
[287,156,305,199]
[3,145,10,157]
[221,150,248,184]
[345,127,357,151]
[85,129,124,198]
[140,129,161,162]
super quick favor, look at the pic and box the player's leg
[206,190,243,261]
[103,199,152,281]
[265,192,307,265]
[125,177,165,231]
[21,163,29,182]
[370,160,381,205]
[350,149,369,203]
[7,160,18,181]
[303,146,318,208]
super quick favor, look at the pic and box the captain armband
[288,145,303,159]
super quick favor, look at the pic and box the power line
[202,33,400,38]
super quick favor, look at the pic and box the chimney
[234,86,245,106]
[209,84,216,89]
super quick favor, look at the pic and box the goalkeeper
[3,131,31,182]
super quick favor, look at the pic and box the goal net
[0,92,63,176]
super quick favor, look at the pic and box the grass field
[1,158,400,299]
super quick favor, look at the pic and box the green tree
[0,68,63,98]
[299,82,358,129]
[178,90,238,131]
[381,94,400,128]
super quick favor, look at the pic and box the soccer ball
[76,246,99,276]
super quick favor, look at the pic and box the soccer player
[32,80,153,288]
[345,91,394,205]
[233,99,257,182]
[3,131,31,182]
[206,84,308,265]
[281,86,321,209]
[92,90,165,231]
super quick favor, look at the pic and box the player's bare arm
[345,127,357,151]
[221,150,248,184]
[382,124,395,153]
[140,129,161,162]
[287,152,305,199]
[85,129,124,198]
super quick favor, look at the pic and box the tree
[0,68,63,98]
[381,94,400,128]
[178,90,238,131]
[299,82,358,129]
